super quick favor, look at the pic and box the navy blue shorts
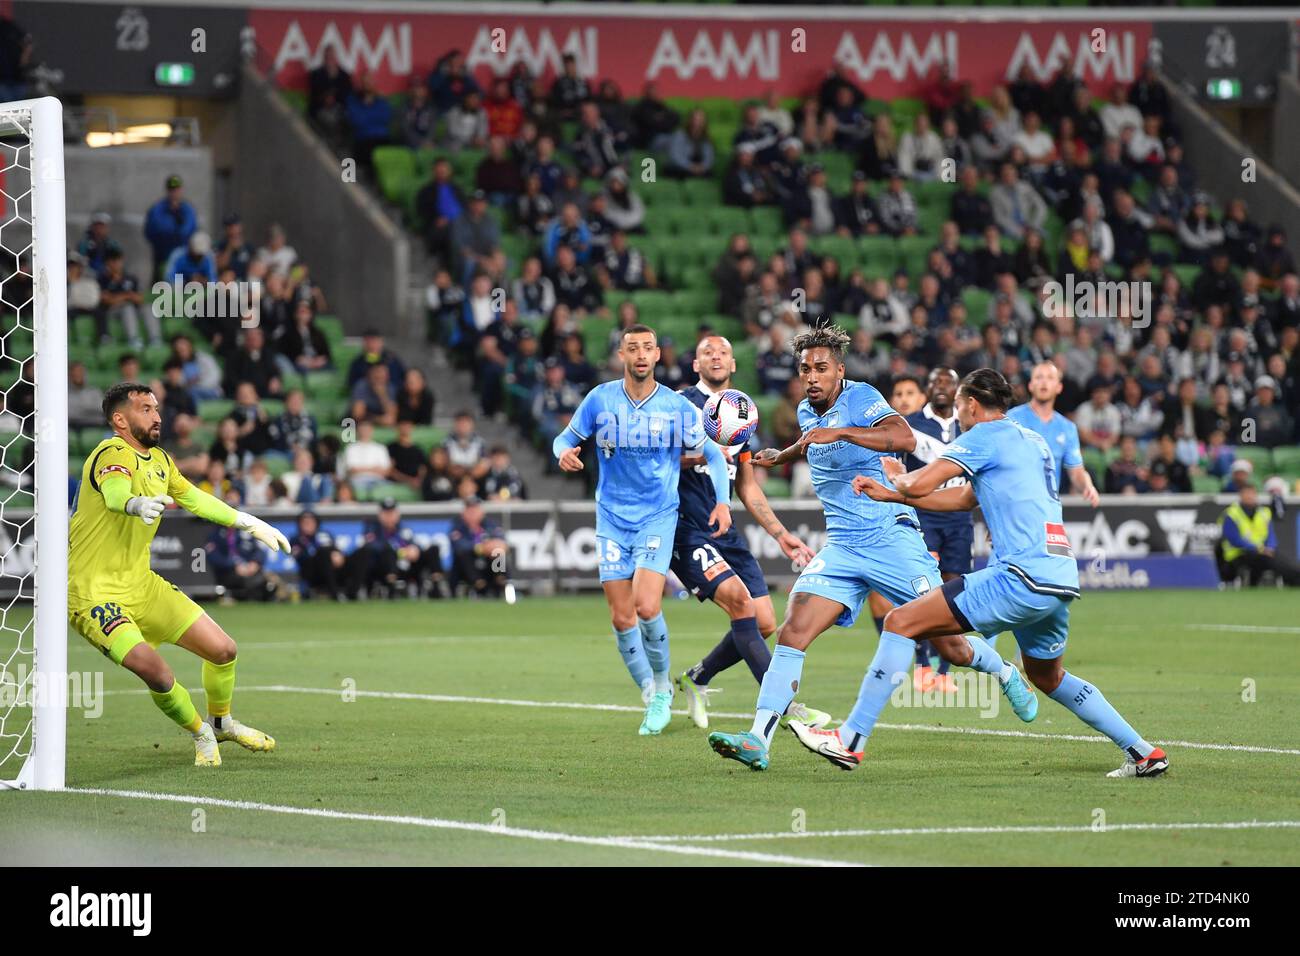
[671,528,770,603]
[921,519,974,576]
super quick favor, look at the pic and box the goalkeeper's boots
[781,700,833,730]
[787,720,863,771]
[997,662,1039,723]
[639,691,673,736]
[212,716,277,752]
[707,731,769,771]
[1107,746,1169,779]
[193,723,222,767]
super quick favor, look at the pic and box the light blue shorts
[789,522,942,628]
[596,513,679,583]
[946,564,1074,660]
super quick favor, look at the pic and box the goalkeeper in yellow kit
[69,382,291,766]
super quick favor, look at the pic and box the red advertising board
[250,8,1154,99]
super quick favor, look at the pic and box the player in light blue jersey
[1007,361,1100,506]
[554,324,733,736]
[807,369,1168,778]
[707,326,991,771]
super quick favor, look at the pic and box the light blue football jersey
[562,380,706,530]
[940,416,1080,595]
[798,380,920,544]
[1007,403,1082,494]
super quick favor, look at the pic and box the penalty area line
[59,787,861,868]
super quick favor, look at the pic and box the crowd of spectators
[329,47,1298,497]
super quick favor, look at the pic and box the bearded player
[671,334,830,731]
[69,383,290,766]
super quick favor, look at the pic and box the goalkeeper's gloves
[124,494,174,525]
[235,511,292,553]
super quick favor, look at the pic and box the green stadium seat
[961,287,993,320]
[704,205,750,237]
[581,316,615,361]
[896,235,934,277]
[641,178,685,206]
[372,147,417,205]
[730,342,759,395]
[198,399,235,423]
[681,178,722,206]
[810,235,858,269]
[1269,447,1300,475]
[747,206,784,238]
[1192,474,1222,494]
[1233,445,1274,473]
[672,289,717,316]
[857,236,899,276]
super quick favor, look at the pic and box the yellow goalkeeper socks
[150,680,202,733]
[203,658,237,727]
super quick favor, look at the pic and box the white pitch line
[621,820,1300,844]
[200,685,1300,757]
[1186,624,1300,635]
[59,787,861,868]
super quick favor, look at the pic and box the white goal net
[0,97,67,791]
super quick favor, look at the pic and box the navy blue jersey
[904,404,974,532]
[676,383,756,538]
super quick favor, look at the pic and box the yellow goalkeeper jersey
[68,437,195,604]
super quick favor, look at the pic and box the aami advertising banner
[250,8,1154,100]
[6,496,1294,599]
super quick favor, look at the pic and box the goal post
[0,96,67,791]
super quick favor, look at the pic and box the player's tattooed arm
[886,457,965,500]
[751,442,803,468]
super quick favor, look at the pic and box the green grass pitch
[4,590,1298,866]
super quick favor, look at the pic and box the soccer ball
[702,388,759,446]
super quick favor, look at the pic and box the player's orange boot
[913,665,936,693]
[933,671,959,694]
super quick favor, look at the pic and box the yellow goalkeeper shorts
[69,573,205,666]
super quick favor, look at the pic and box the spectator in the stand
[970,110,1010,173]
[256,222,298,278]
[348,329,407,390]
[482,446,527,500]
[447,496,508,598]
[280,300,333,375]
[1192,248,1240,312]
[448,189,499,281]
[1071,382,1123,452]
[723,143,771,208]
[1148,164,1190,234]
[1147,433,1192,493]
[291,510,347,600]
[1254,225,1296,290]
[262,389,314,459]
[401,77,437,149]
[222,326,282,398]
[833,171,880,238]
[1178,193,1225,265]
[396,367,435,425]
[877,173,918,237]
[416,158,464,261]
[476,135,524,205]
[68,361,103,429]
[1219,482,1300,586]
[282,448,332,505]
[1012,227,1053,291]
[484,76,524,139]
[215,213,256,281]
[347,498,443,600]
[208,417,252,478]
[422,446,457,502]
[308,47,353,117]
[858,113,899,180]
[207,512,278,603]
[230,381,274,458]
[532,358,582,451]
[99,249,156,348]
[549,245,600,314]
[512,256,556,320]
[350,361,399,427]
[444,410,490,484]
[158,361,198,441]
[572,100,625,179]
[666,108,714,178]
[385,420,427,493]
[169,333,223,401]
[428,49,480,114]
[543,202,591,266]
[515,171,555,237]
[785,163,837,236]
[1100,83,1143,141]
[340,420,392,495]
[346,72,394,169]
[445,88,489,151]
[601,229,656,291]
[162,230,217,284]
[991,162,1047,239]
[1104,434,1147,494]
[630,81,680,150]
[899,113,944,181]
[1246,375,1295,447]
[1221,198,1261,269]
[938,115,974,172]
[549,53,590,120]
[1108,190,1153,269]
[828,85,871,152]
[949,166,993,236]
[77,212,121,277]
[599,167,645,233]
[143,174,197,281]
